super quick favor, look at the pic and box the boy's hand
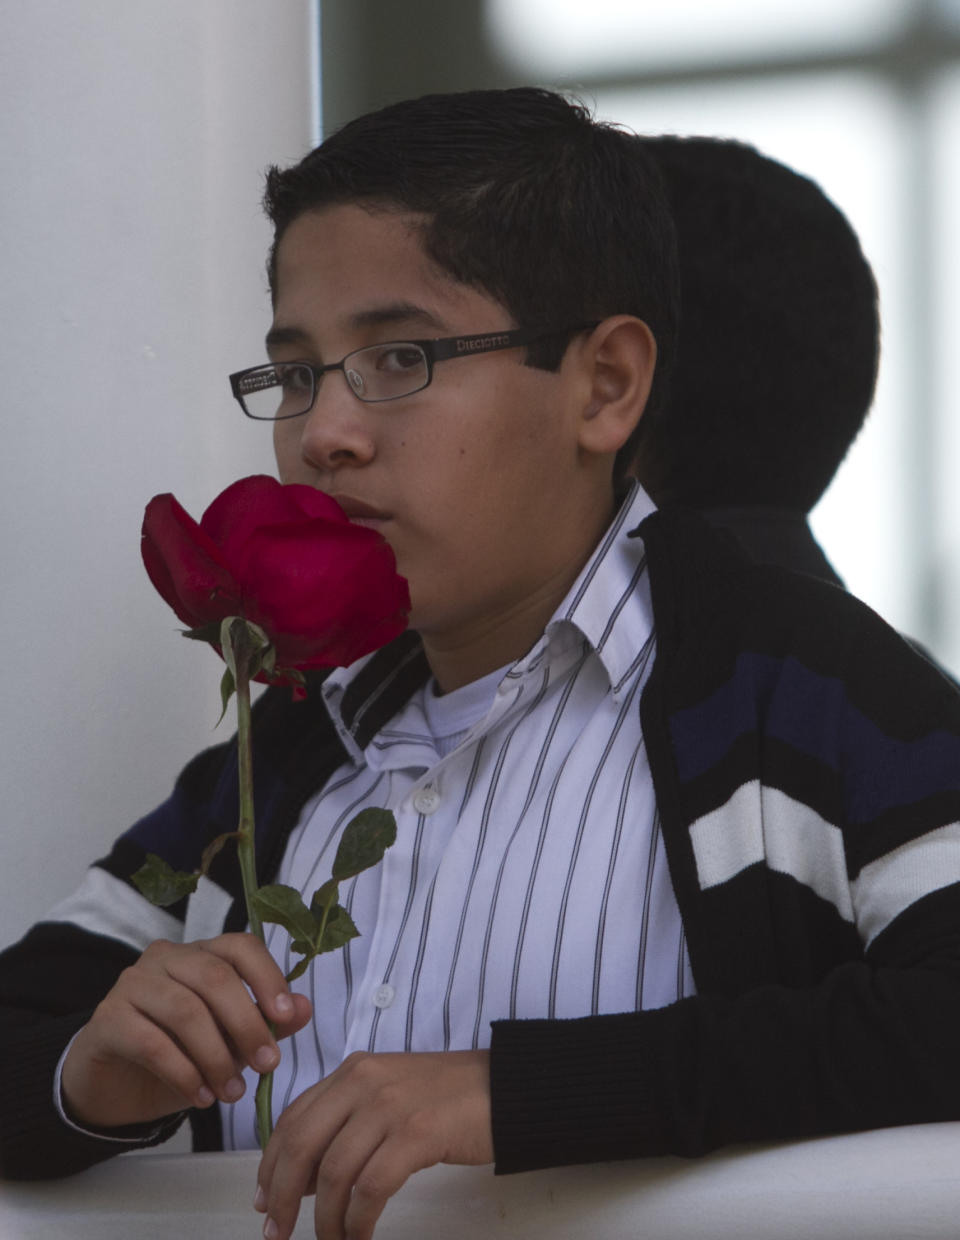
[61,934,312,1128]
[255,1049,493,1240]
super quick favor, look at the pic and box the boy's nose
[296,378,377,471]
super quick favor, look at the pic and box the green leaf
[245,627,275,681]
[182,621,223,645]
[220,616,240,682]
[216,666,236,725]
[284,906,359,977]
[309,878,339,920]
[249,883,322,945]
[244,620,271,651]
[132,854,199,907]
[285,956,312,984]
[331,809,397,881]
[221,616,276,682]
[316,903,360,955]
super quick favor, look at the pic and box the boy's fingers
[155,934,293,1020]
[276,991,314,1038]
[116,970,251,1100]
[161,952,280,1075]
[140,935,311,1072]
[60,932,311,1131]
[195,935,314,1032]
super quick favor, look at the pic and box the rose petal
[142,477,409,677]
[200,476,350,567]
[200,476,293,563]
[282,484,353,525]
[239,520,410,668]
[141,494,241,628]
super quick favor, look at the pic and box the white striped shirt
[223,482,694,1148]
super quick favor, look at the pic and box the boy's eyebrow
[349,302,446,333]
[265,302,446,354]
[265,325,311,353]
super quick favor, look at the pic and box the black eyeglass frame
[228,323,599,420]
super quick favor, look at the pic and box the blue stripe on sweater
[668,652,960,824]
[121,793,218,873]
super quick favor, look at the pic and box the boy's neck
[421,499,617,694]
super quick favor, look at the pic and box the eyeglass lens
[238,343,430,419]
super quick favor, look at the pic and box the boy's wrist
[54,1030,184,1144]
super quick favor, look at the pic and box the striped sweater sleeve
[0,729,240,1179]
[0,676,347,1180]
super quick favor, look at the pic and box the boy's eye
[276,363,313,393]
[372,345,425,373]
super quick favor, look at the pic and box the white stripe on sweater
[852,820,960,947]
[44,866,182,952]
[688,781,854,923]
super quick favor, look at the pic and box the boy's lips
[332,495,391,526]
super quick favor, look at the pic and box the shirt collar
[517,479,656,697]
[322,631,429,761]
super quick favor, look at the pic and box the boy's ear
[575,316,657,457]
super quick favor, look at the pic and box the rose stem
[230,621,274,1149]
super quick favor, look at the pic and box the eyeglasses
[229,323,598,421]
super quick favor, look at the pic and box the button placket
[372,982,395,1009]
[412,783,441,815]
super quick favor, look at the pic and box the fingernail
[253,1185,266,1212]
[274,992,293,1018]
[263,1218,279,1240]
[223,1076,245,1102]
[254,1045,280,1072]
[196,1085,215,1107]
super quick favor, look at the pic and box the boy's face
[270,204,611,650]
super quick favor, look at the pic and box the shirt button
[412,784,441,815]
[373,983,395,1009]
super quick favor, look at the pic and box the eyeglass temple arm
[426,323,597,363]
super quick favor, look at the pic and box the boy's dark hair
[633,136,880,512]
[263,87,678,478]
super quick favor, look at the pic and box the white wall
[0,2,317,947]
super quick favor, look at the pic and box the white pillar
[0,1,317,946]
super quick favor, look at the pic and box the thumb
[272,991,313,1039]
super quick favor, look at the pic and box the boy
[4,89,960,1240]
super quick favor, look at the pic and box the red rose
[141,474,410,674]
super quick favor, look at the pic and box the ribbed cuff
[489,1009,673,1175]
[0,1014,183,1180]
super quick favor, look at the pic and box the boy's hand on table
[61,933,312,1128]
[255,1048,493,1240]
